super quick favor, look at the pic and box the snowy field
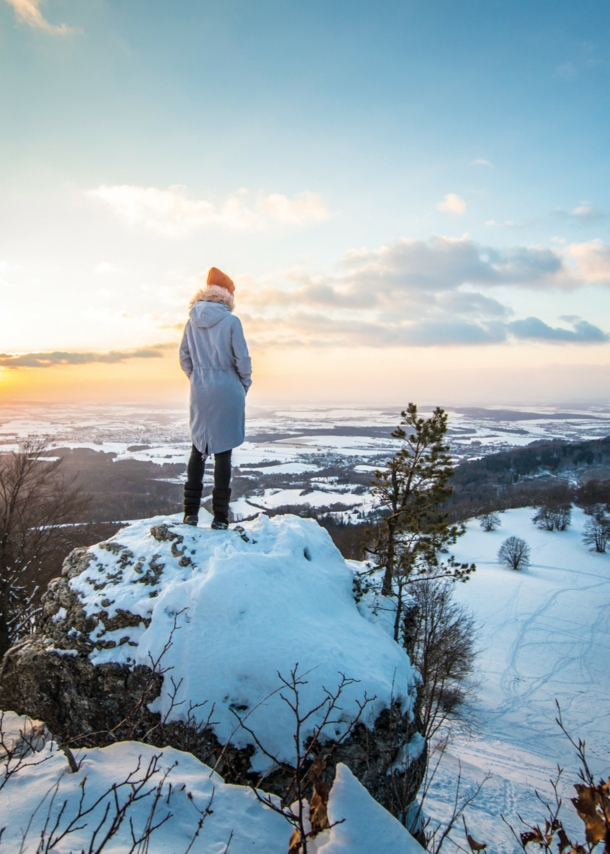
[1,401,609,466]
[425,506,610,851]
[1,400,609,522]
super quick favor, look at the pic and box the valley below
[1,399,609,851]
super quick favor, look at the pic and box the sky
[1,0,609,405]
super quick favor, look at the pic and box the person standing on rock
[179,267,252,529]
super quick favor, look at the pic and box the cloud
[386,320,506,347]
[243,309,608,349]
[236,234,609,350]
[472,159,493,167]
[240,310,510,349]
[0,344,172,369]
[87,185,331,235]
[434,291,512,318]
[568,239,610,283]
[240,235,584,324]
[255,192,330,224]
[437,193,466,215]
[338,235,573,295]
[571,203,605,224]
[94,262,117,275]
[507,317,608,343]
[554,203,606,225]
[3,0,74,34]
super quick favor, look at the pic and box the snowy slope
[0,715,425,854]
[66,513,419,773]
[426,506,610,850]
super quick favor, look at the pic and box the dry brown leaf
[310,781,330,834]
[521,828,544,848]
[288,827,301,854]
[572,785,607,846]
[309,754,326,783]
[462,816,487,852]
[557,826,573,853]
[465,831,487,852]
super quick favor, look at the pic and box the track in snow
[424,507,610,851]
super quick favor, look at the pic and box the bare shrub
[0,713,214,854]
[498,536,531,571]
[533,505,572,531]
[575,478,610,515]
[230,666,374,854]
[583,509,610,554]
[0,439,87,659]
[479,512,501,532]
[405,580,478,741]
[533,485,572,532]
[0,712,52,794]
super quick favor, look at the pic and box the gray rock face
[0,521,426,815]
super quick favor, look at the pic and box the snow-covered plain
[2,401,609,523]
[0,717,424,854]
[2,401,609,465]
[246,487,368,511]
[424,506,610,851]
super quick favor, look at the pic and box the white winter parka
[179,291,252,455]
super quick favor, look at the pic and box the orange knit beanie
[207,267,235,294]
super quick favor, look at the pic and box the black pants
[186,445,232,490]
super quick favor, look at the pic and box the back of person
[179,267,252,529]
[184,301,240,373]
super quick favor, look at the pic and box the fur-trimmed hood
[190,285,234,312]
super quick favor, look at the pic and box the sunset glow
[1,0,609,405]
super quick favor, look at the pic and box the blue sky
[1,0,609,402]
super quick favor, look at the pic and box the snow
[0,721,425,854]
[387,733,426,774]
[276,434,397,453]
[311,764,425,854]
[69,514,419,773]
[0,731,288,852]
[230,494,262,521]
[248,488,367,510]
[424,506,610,850]
[239,462,321,474]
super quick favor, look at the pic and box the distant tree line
[446,436,610,522]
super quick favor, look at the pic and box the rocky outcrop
[0,515,426,814]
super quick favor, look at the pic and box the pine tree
[365,404,474,640]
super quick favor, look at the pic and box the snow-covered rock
[0,716,425,854]
[0,514,423,813]
[311,763,425,854]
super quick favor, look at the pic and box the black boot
[183,484,203,526]
[211,487,231,530]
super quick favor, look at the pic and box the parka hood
[189,301,231,329]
